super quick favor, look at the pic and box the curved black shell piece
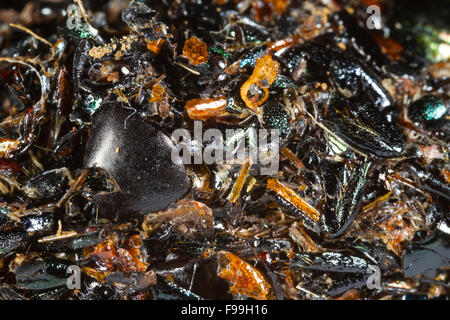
[0,286,25,300]
[290,251,370,273]
[325,97,404,158]
[121,1,157,31]
[22,168,69,201]
[408,95,448,128]
[84,102,190,213]
[326,273,369,296]
[302,42,392,110]
[403,220,450,278]
[155,278,203,300]
[0,227,28,258]
[322,161,371,237]
[21,213,55,234]
[332,10,389,69]
[351,242,400,272]
[15,258,72,290]
[405,161,450,203]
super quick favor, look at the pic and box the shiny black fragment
[322,161,371,237]
[403,220,450,278]
[84,102,191,213]
[0,227,28,258]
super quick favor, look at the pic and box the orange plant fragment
[185,97,229,120]
[240,54,279,114]
[217,251,272,300]
[183,37,209,65]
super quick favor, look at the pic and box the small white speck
[42,8,52,15]
[121,67,130,75]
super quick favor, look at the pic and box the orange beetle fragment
[377,208,416,256]
[336,289,360,300]
[267,34,301,54]
[267,178,321,223]
[371,34,403,60]
[280,147,305,172]
[0,139,19,158]
[86,235,148,272]
[263,0,289,14]
[0,159,20,172]
[441,169,450,184]
[143,199,214,238]
[149,83,165,103]
[89,240,117,271]
[146,38,165,55]
[183,37,209,65]
[185,97,229,120]
[217,251,272,300]
[240,54,279,114]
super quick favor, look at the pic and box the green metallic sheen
[408,95,447,123]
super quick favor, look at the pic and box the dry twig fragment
[227,160,251,203]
